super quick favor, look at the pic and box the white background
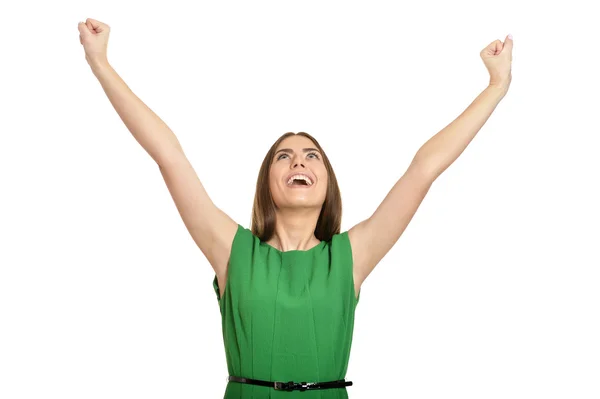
[1,0,599,398]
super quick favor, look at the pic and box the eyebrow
[275,147,320,155]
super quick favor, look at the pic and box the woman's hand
[480,34,513,92]
[78,18,111,67]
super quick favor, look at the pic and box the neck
[267,209,321,251]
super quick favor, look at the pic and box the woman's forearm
[89,59,185,167]
[414,84,507,180]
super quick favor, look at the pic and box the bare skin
[265,135,328,252]
[79,18,513,303]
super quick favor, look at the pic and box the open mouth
[289,180,310,186]
[286,174,313,187]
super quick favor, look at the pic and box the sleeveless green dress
[213,224,361,398]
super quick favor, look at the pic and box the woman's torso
[213,224,360,398]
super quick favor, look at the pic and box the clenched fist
[78,18,110,66]
[481,34,513,92]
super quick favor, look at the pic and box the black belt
[228,375,353,391]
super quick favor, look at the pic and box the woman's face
[269,135,328,211]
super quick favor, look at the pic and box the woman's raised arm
[79,19,238,291]
[79,19,183,167]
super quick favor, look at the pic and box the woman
[78,18,512,398]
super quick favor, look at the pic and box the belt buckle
[274,381,296,391]
[298,382,309,391]
[274,380,309,391]
[274,381,310,391]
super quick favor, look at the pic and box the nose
[291,163,306,171]
[291,156,305,168]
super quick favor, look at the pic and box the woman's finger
[86,18,109,33]
[77,22,90,38]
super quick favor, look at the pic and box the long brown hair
[251,132,342,243]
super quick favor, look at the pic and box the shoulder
[329,230,353,259]
[229,224,258,253]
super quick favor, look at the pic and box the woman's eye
[277,153,320,160]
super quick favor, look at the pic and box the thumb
[77,21,91,38]
[501,34,513,56]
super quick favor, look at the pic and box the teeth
[287,174,313,186]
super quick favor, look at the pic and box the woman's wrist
[88,56,111,76]
[487,81,510,96]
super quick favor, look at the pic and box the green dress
[213,224,361,398]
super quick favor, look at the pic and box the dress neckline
[261,239,326,254]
